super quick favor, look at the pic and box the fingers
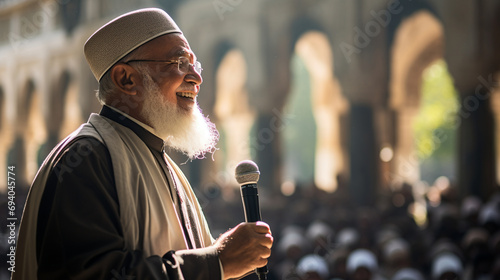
[261,233,273,248]
[216,222,274,279]
[256,257,269,267]
[235,222,273,250]
[258,244,272,258]
[255,221,271,233]
[241,223,274,260]
[252,222,274,249]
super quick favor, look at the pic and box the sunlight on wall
[26,90,47,183]
[59,80,83,140]
[214,49,256,187]
[493,86,500,186]
[299,31,348,192]
[0,86,8,193]
[284,31,348,193]
[389,10,444,185]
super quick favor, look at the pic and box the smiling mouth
[177,92,195,100]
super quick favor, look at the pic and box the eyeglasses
[125,56,203,74]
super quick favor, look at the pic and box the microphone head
[235,160,260,185]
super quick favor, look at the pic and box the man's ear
[110,63,141,95]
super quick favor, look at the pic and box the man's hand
[215,221,273,279]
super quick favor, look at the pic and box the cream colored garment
[13,114,214,279]
[14,125,96,280]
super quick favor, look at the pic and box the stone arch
[289,17,328,53]
[57,70,83,139]
[0,77,15,193]
[493,81,500,187]
[13,79,47,187]
[213,48,256,188]
[39,69,82,159]
[0,85,6,192]
[388,10,445,185]
[290,30,348,193]
[0,85,4,132]
[48,70,71,134]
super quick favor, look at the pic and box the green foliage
[413,59,458,160]
[281,54,316,183]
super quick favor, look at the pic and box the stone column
[348,104,378,206]
[9,137,28,190]
[492,89,500,187]
[254,109,286,192]
[457,88,496,199]
[40,73,67,160]
[392,108,420,185]
[0,89,13,193]
[212,49,256,188]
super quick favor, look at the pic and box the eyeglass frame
[124,56,203,75]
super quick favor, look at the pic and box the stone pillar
[255,110,285,192]
[492,89,500,187]
[313,102,346,193]
[295,31,348,193]
[40,74,67,160]
[392,108,420,184]
[349,104,378,206]
[78,67,100,120]
[8,137,29,190]
[457,89,496,199]
[0,90,13,193]
[374,107,395,189]
[212,49,256,188]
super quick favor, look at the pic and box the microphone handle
[241,184,268,280]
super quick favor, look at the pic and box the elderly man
[13,8,273,280]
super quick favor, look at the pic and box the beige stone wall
[0,0,498,198]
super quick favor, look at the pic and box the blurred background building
[1,0,500,279]
[1,0,499,201]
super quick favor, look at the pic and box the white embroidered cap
[84,8,182,81]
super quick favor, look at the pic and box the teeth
[178,92,194,98]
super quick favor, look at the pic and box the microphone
[235,160,269,280]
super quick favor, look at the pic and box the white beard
[139,69,219,160]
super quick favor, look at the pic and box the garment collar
[99,105,165,153]
[106,105,157,135]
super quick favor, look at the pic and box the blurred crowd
[204,178,500,280]
[273,183,500,280]
[1,176,499,280]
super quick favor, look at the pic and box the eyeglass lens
[178,57,203,74]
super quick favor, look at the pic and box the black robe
[14,106,221,280]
